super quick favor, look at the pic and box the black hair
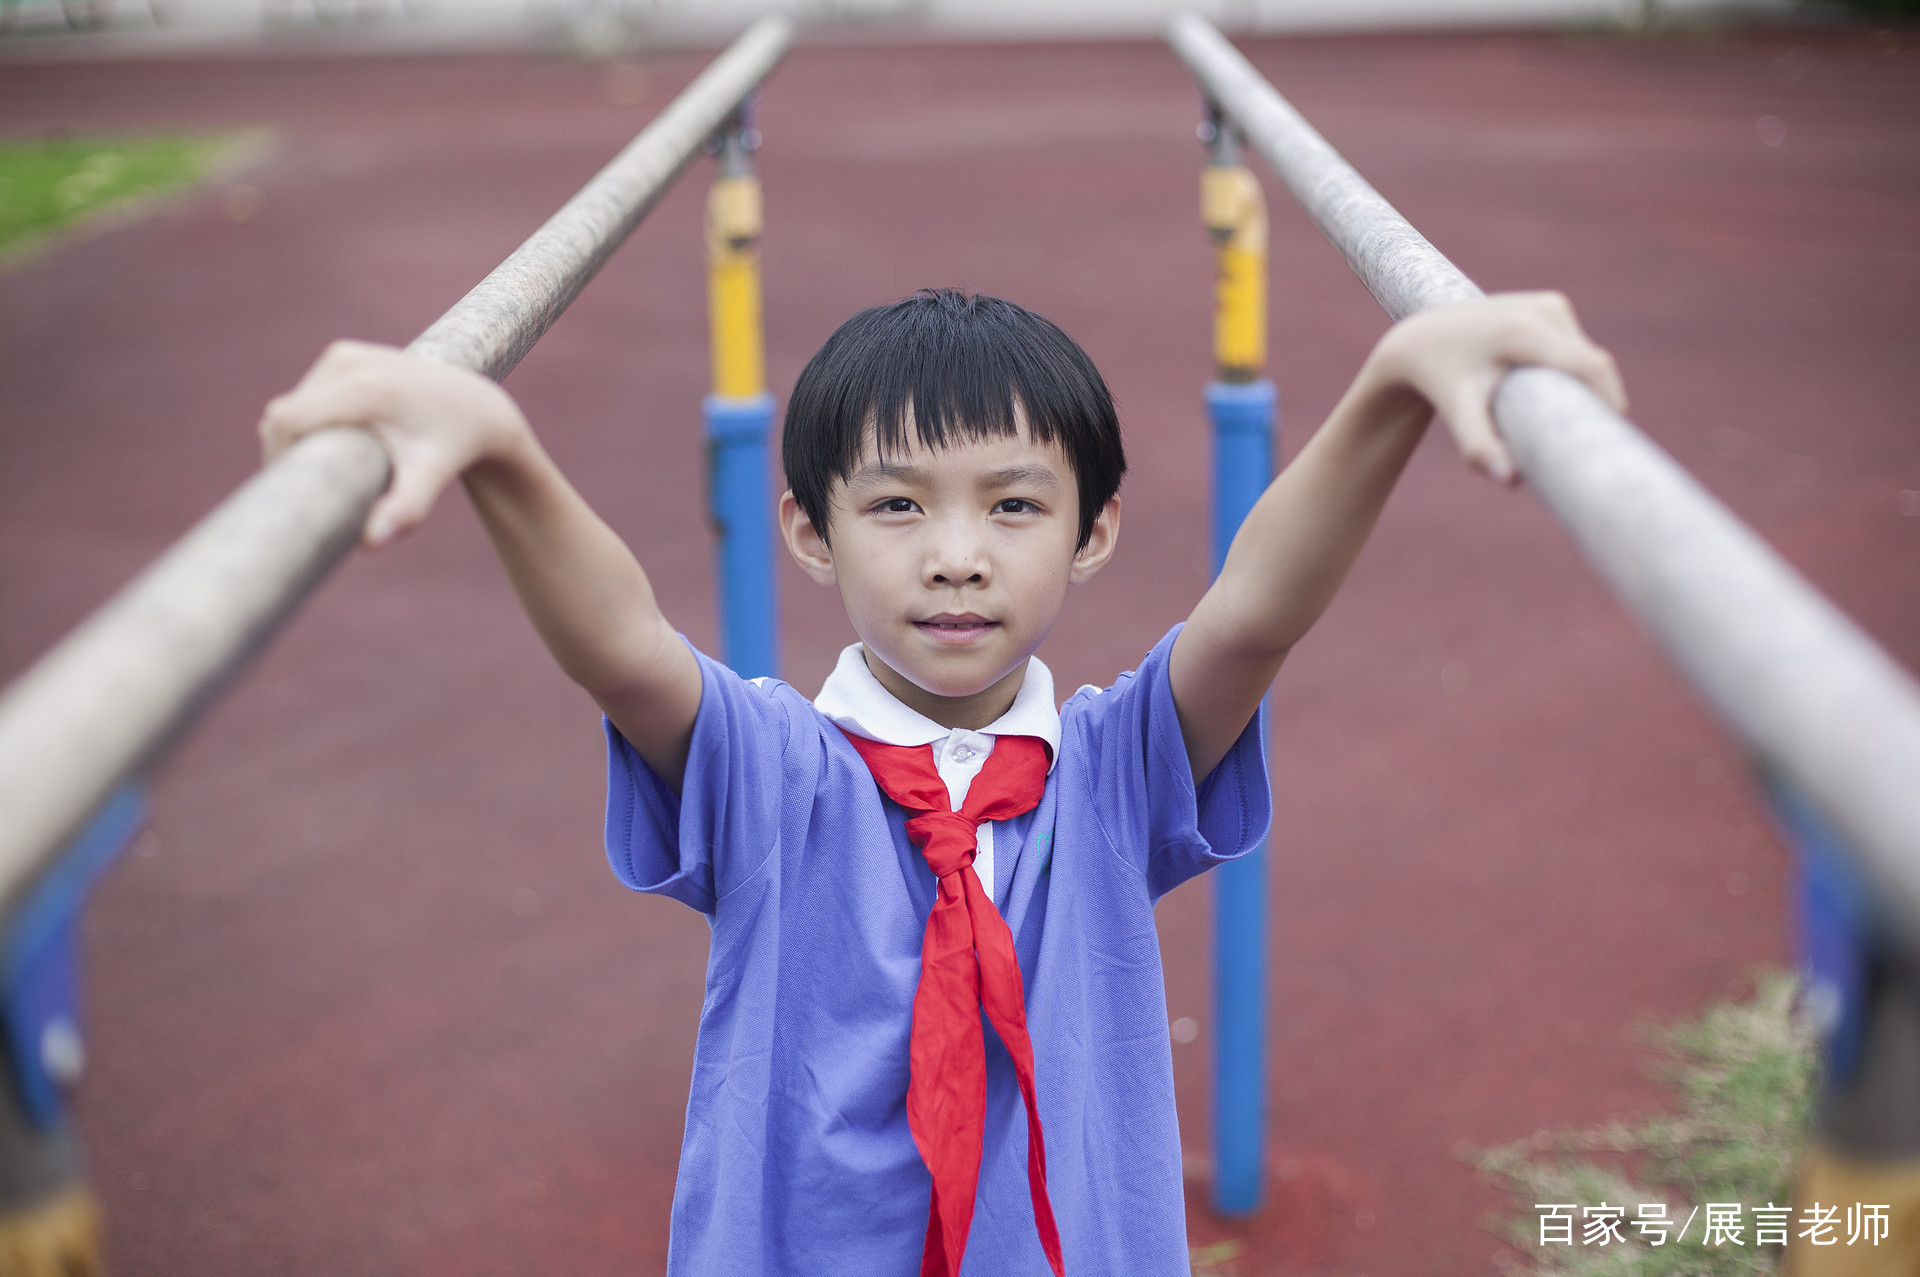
[782,288,1126,551]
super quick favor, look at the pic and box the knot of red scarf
[842,730,1065,1277]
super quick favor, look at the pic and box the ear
[1068,495,1121,584]
[780,490,837,586]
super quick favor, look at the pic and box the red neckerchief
[841,730,1065,1277]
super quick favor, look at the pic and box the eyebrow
[844,461,1062,490]
[846,461,932,488]
[979,464,1062,490]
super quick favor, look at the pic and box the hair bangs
[865,323,1067,463]
[784,288,1126,550]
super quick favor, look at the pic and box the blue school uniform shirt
[603,623,1270,1276]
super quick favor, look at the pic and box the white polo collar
[814,644,1061,773]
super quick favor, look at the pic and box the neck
[863,649,1027,731]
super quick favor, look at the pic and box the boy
[260,286,1623,1275]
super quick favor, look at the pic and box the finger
[257,387,343,461]
[1542,331,1629,416]
[1528,295,1630,414]
[258,373,397,467]
[363,483,432,549]
[263,345,371,462]
[1496,298,1629,418]
[1537,290,1576,321]
[363,490,421,549]
[362,434,455,548]
[269,341,400,443]
[257,395,295,463]
[1588,346,1628,415]
[297,338,385,391]
[1439,375,1519,486]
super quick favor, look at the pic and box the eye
[873,497,920,515]
[994,498,1039,515]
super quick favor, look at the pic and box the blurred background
[2,0,1917,1274]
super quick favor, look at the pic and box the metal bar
[0,14,797,921]
[410,17,795,380]
[1168,13,1920,936]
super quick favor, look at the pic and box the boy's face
[781,420,1119,727]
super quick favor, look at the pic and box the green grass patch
[0,134,238,260]
[1472,970,1817,1276]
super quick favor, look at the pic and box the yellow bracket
[706,172,766,400]
[1201,164,1267,380]
[0,1186,102,1277]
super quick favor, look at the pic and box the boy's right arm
[259,341,701,789]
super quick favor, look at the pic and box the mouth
[914,613,998,644]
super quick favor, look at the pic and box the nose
[924,512,991,589]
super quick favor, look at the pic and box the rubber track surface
[2,25,1916,1276]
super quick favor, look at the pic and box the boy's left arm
[1169,292,1627,780]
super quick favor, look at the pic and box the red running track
[1,24,1917,1276]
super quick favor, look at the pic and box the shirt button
[952,746,976,762]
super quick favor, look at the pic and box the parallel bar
[0,14,796,920]
[409,16,794,380]
[1168,13,1920,935]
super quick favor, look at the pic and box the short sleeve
[1062,623,1272,901]
[603,639,794,914]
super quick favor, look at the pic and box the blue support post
[3,781,145,1128]
[1764,773,1871,1084]
[1207,377,1276,1216]
[705,392,779,680]
[0,783,140,1266]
